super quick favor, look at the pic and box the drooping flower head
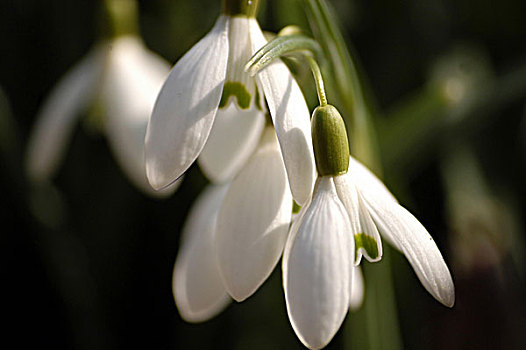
[145,0,315,204]
[26,0,178,197]
[283,104,455,349]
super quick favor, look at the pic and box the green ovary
[219,81,251,110]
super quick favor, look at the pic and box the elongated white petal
[348,156,397,204]
[216,128,292,301]
[198,103,264,183]
[363,196,455,307]
[283,177,352,350]
[334,174,383,263]
[249,19,315,205]
[102,36,180,196]
[145,16,229,190]
[173,184,231,322]
[26,46,105,181]
[348,156,454,306]
[347,156,400,250]
[350,265,364,311]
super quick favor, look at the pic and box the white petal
[145,16,229,190]
[348,157,455,306]
[198,103,264,183]
[347,156,400,250]
[173,184,231,322]
[349,265,364,312]
[102,36,180,196]
[348,156,398,204]
[215,128,292,301]
[26,45,105,181]
[363,197,455,307]
[283,177,352,350]
[249,19,315,206]
[222,16,257,105]
[334,174,383,263]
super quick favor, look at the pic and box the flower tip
[222,282,253,303]
[230,293,249,303]
[293,331,333,350]
[145,175,165,191]
[441,288,455,308]
[243,62,257,77]
[145,166,183,192]
[428,274,455,308]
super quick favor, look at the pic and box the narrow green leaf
[246,34,322,76]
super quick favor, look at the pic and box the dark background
[1,0,526,349]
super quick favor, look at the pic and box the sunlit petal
[198,103,264,183]
[216,128,292,301]
[249,19,315,205]
[283,177,352,350]
[26,45,105,181]
[145,16,229,190]
[102,36,180,196]
[348,156,397,204]
[173,184,231,322]
[364,196,455,307]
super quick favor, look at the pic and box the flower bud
[311,104,350,177]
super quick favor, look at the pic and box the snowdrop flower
[145,0,315,204]
[26,0,178,197]
[173,126,292,320]
[283,105,455,349]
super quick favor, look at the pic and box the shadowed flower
[26,2,179,197]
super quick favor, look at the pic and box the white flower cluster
[27,2,455,349]
[147,9,454,350]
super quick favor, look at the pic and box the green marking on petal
[219,81,252,110]
[292,200,301,214]
[354,233,379,261]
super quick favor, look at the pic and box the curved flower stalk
[26,2,179,197]
[173,126,293,320]
[283,105,455,349]
[145,0,315,205]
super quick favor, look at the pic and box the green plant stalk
[306,55,328,107]
[302,0,381,174]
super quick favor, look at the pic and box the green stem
[306,55,328,106]
[104,0,139,37]
[222,0,259,17]
[303,0,381,173]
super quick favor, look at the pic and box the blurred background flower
[1,0,525,349]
